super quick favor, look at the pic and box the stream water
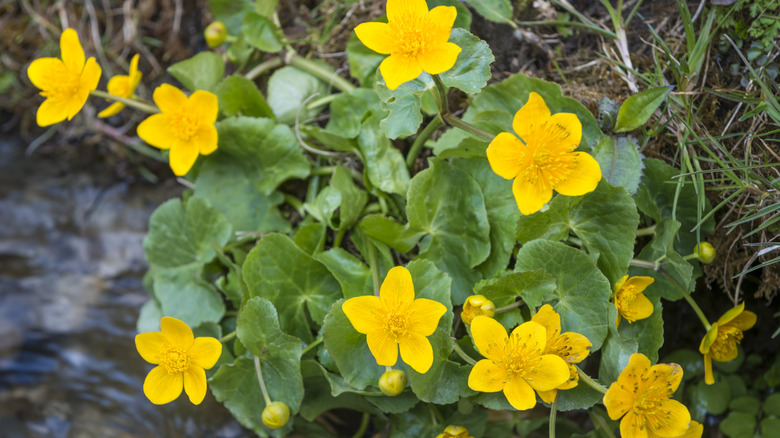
[0,135,251,437]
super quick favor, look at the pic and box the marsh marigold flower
[98,54,142,118]
[604,353,691,438]
[354,0,461,90]
[436,425,473,438]
[613,275,655,328]
[135,316,222,405]
[27,28,102,126]
[137,84,218,176]
[467,316,569,410]
[699,302,756,384]
[486,92,602,215]
[342,266,446,373]
[461,294,495,325]
[530,304,592,403]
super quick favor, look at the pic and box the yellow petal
[622,293,655,322]
[135,332,166,364]
[137,113,176,150]
[699,323,719,354]
[188,337,222,369]
[546,112,583,152]
[27,58,64,90]
[616,353,651,390]
[399,332,434,373]
[407,298,447,337]
[604,384,634,420]
[677,421,704,438]
[553,152,602,197]
[614,275,629,294]
[189,90,219,124]
[531,304,561,342]
[153,83,188,113]
[380,54,423,91]
[703,353,714,384]
[710,339,738,362]
[354,22,395,55]
[537,388,557,404]
[366,329,399,366]
[183,364,208,405]
[98,101,125,118]
[649,363,683,393]
[486,132,525,180]
[555,332,592,364]
[716,302,744,325]
[728,310,757,332]
[623,276,655,292]
[512,170,553,215]
[386,0,429,23]
[525,354,569,391]
[467,359,506,392]
[470,315,508,361]
[380,266,415,311]
[60,28,85,73]
[503,377,537,410]
[129,53,140,77]
[169,141,199,176]
[193,124,219,156]
[143,365,183,404]
[620,410,649,438]
[648,399,690,437]
[343,295,383,334]
[36,97,70,127]
[512,92,551,144]
[426,6,458,42]
[419,42,461,75]
[106,75,131,98]
[80,57,102,92]
[160,316,194,350]
[509,321,547,353]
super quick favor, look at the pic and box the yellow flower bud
[261,401,290,429]
[436,425,473,438]
[204,21,227,48]
[461,295,496,325]
[378,369,407,396]
[693,242,716,264]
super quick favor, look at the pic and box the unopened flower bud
[204,21,227,48]
[461,295,496,325]
[262,401,290,429]
[436,425,473,438]
[693,242,716,264]
[378,369,407,396]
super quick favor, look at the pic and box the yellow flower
[98,54,142,118]
[677,421,704,438]
[461,294,495,325]
[354,0,461,90]
[137,84,219,176]
[486,92,602,215]
[436,425,473,438]
[699,302,756,384]
[135,316,222,405]
[27,28,102,126]
[613,275,655,328]
[467,316,569,410]
[604,353,691,438]
[342,266,447,373]
[530,304,592,403]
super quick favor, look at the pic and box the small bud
[204,21,228,48]
[461,295,496,325]
[436,425,473,438]
[378,369,407,396]
[261,401,290,429]
[693,242,716,264]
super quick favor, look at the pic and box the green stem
[333,227,347,248]
[219,331,237,343]
[253,355,273,405]
[407,115,444,169]
[310,166,337,176]
[682,253,698,261]
[451,338,477,365]
[576,366,608,395]
[245,57,283,80]
[432,74,450,114]
[629,259,660,270]
[306,93,340,110]
[368,242,380,296]
[635,225,656,237]
[283,193,304,214]
[495,301,523,313]
[301,337,323,356]
[443,113,494,141]
[287,52,355,93]
[659,270,711,331]
[550,393,558,438]
[90,90,159,114]
[351,413,370,438]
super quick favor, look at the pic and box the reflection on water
[0,136,251,437]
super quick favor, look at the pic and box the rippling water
[0,135,251,437]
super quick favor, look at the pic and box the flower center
[172,110,201,141]
[616,286,639,320]
[710,325,743,359]
[41,66,82,102]
[383,313,408,340]
[161,345,190,374]
[629,368,676,431]
[392,14,431,59]
[496,331,542,382]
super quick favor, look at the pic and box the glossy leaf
[401,329,475,404]
[358,114,411,196]
[460,0,513,25]
[242,12,284,53]
[267,66,328,124]
[599,300,664,384]
[473,269,557,309]
[439,29,493,94]
[314,248,373,299]
[614,86,673,132]
[358,214,425,254]
[214,75,274,118]
[167,52,225,92]
[592,135,645,195]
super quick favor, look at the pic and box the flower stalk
[407,115,445,169]
[451,338,477,365]
[90,90,159,114]
[253,355,273,406]
[575,366,607,395]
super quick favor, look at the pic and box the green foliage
[613,86,673,132]
[460,0,514,26]
[215,75,275,118]
[167,52,225,92]
[592,136,645,195]
[242,12,284,53]
[266,66,328,124]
